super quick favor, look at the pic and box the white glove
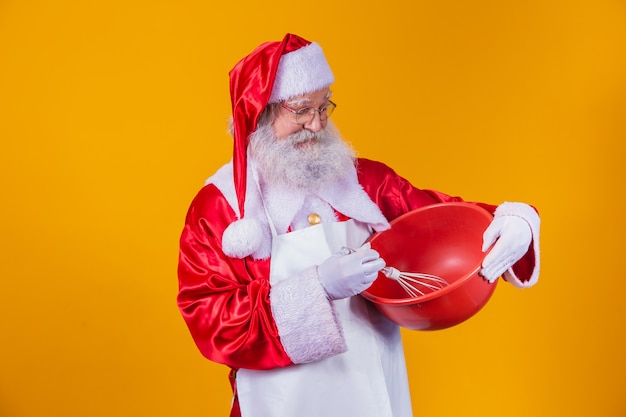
[317,244,386,300]
[481,215,532,283]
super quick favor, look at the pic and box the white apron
[236,218,413,417]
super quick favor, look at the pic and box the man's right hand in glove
[317,244,386,300]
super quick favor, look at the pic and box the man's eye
[296,107,313,115]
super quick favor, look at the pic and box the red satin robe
[177,158,536,415]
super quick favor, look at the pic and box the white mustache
[288,129,320,144]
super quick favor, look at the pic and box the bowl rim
[361,202,495,306]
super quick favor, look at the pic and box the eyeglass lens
[295,101,336,124]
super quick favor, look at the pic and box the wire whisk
[341,246,449,298]
[381,266,448,298]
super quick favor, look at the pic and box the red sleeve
[355,158,498,220]
[177,184,292,370]
[355,158,536,283]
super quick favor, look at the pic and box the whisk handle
[382,267,401,280]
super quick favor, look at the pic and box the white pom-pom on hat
[222,218,264,259]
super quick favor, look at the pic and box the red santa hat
[222,33,335,258]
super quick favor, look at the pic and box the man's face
[248,96,355,192]
[272,88,332,140]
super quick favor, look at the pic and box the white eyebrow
[285,91,333,107]
[285,97,312,107]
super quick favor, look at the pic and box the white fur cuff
[270,266,347,364]
[495,202,541,287]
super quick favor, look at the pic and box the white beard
[248,121,356,193]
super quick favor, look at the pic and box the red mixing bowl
[361,202,497,330]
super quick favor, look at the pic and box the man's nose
[303,111,324,132]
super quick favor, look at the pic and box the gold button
[307,213,321,225]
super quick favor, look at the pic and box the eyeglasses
[280,100,337,125]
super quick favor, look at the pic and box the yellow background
[1,0,624,416]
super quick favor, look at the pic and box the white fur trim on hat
[269,42,335,103]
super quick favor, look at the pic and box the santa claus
[177,33,540,417]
